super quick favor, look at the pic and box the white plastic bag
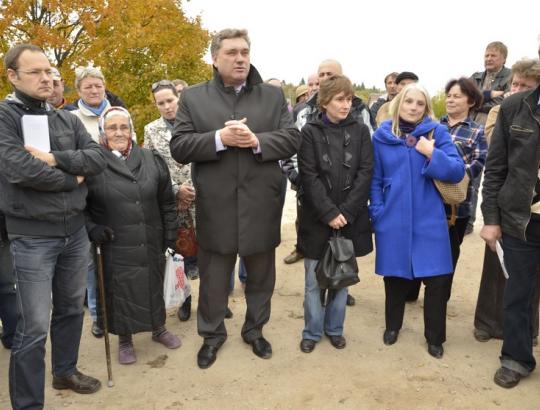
[163,252,191,309]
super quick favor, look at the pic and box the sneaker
[284,249,304,264]
[118,341,137,365]
[152,330,181,349]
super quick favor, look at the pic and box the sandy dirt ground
[1,187,539,409]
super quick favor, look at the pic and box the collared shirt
[440,115,488,219]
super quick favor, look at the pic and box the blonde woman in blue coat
[369,83,465,358]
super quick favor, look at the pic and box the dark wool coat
[297,114,373,260]
[170,65,301,256]
[86,145,177,335]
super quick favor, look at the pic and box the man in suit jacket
[170,28,301,369]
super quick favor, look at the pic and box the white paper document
[21,115,50,152]
[495,240,509,279]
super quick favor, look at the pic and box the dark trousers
[500,216,540,375]
[384,275,452,345]
[197,247,276,346]
[447,217,470,299]
[474,245,540,338]
[0,239,17,349]
[9,226,89,410]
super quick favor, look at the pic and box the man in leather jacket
[480,70,540,388]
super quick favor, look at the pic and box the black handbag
[315,230,359,306]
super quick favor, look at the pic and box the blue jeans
[0,239,17,348]
[9,226,90,410]
[302,258,347,341]
[500,216,540,376]
[229,257,247,292]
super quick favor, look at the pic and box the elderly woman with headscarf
[85,106,181,365]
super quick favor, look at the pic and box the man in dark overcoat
[170,28,301,369]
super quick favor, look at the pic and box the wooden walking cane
[95,244,114,387]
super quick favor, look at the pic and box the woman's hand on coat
[480,224,502,252]
[415,136,434,159]
[328,213,347,230]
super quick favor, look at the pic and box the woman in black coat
[85,107,180,365]
[297,75,373,353]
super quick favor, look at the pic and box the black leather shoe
[91,321,103,338]
[346,294,356,306]
[225,307,233,319]
[300,339,316,353]
[177,295,192,322]
[52,370,101,394]
[245,337,272,359]
[493,367,522,388]
[427,344,444,359]
[197,343,220,369]
[326,334,346,349]
[383,329,399,345]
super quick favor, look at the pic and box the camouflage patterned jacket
[144,117,195,227]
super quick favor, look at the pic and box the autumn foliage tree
[0,0,212,141]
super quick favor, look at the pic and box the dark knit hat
[395,71,419,85]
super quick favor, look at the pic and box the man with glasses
[0,44,105,409]
[170,28,300,369]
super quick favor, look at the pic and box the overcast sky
[183,0,540,96]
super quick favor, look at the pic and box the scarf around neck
[80,98,108,116]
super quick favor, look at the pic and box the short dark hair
[444,77,483,112]
[395,71,419,85]
[317,75,354,111]
[4,44,44,72]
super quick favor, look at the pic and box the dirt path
[1,188,539,409]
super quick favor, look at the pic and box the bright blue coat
[369,117,465,279]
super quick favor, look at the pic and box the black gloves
[89,225,115,244]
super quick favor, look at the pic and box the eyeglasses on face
[17,69,54,78]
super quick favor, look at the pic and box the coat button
[136,201,140,204]
[132,180,137,183]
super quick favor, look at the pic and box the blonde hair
[389,83,434,136]
[74,66,105,90]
